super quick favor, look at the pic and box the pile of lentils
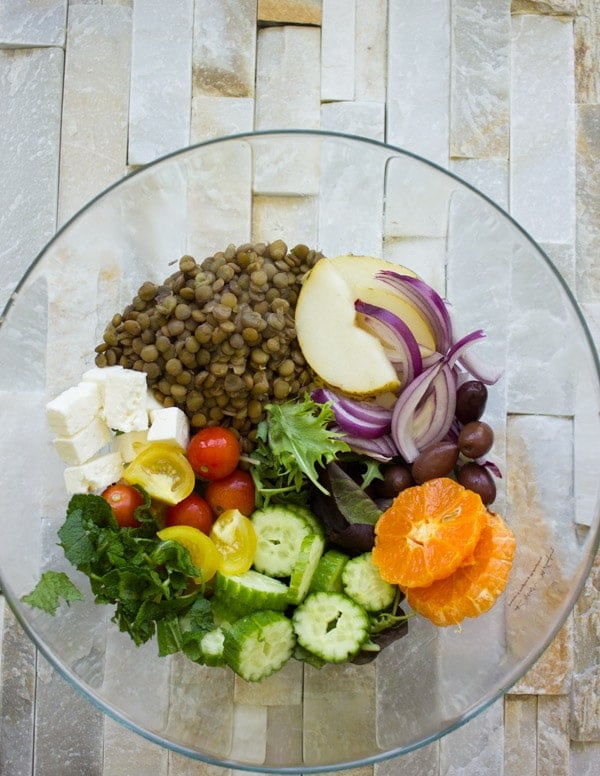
[95,240,324,453]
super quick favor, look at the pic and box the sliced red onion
[354,299,422,385]
[457,347,503,386]
[376,271,453,354]
[478,459,503,478]
[414,363,457,450]
[331,424,398,462]
[312,387,392,439]
[390,359,444,462]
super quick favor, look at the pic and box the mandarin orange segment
[403,511,516,627]
[372,478,487,588]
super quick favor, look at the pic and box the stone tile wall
[0,1,598,774]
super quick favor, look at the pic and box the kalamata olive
[458,421,494,459]
[411,440,460,484]
[374,464,414,499]
[457,462,496,505]
[455,380,488,424]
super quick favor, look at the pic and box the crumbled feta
[103,369,148,433]
[147,406,190,450]
[53,416,112,466]
[113,430,149,463]
[46,382,102,437]
[63,451,124,494]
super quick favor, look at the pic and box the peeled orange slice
[403,511,516,626]
[372,478,487,588]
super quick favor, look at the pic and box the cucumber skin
[286,533,326,605]
[214,570,289,614]
[223,610,295,682]
[309,549,350,594]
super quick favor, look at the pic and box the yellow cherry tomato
[157,525,220,583]
[123,442,195,505]
[210,508,257,576]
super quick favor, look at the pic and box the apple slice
[329,255,436,352]
[295,259,401,397]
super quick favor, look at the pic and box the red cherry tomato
[205,469,256,517]
[187,427,241,481]
[165,493,215,535]
[101,483,145,528]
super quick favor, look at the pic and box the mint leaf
[22,571,83,615]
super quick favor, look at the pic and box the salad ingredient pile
[27,243,516,683]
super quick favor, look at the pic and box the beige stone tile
[265,704,303,767]
[192,0,256,98]
[504,695,538,776]
[576,104,600,303]
[0,46,63,311]
[252,194,319,249]
[439,699,504,776]
[575,0,600,104]
[229,704,267,764]
[512,0,578,14]
[538,695,571,773]
[257,0,322,25]
[234,656,303,706]
[58,4,132,225]
[103,717,168,775]
[355,0,387,102]
[571,667,600,741]
[190,96,254,143]
[570,741,600,776]
[510,14,576,245]
[321,0,355,101]
[0,0,67,47]
[510,606,573,695]
[321,100,385,140]
[127,0,193,164]
[374,742,439,776]
[450,0,510,159]
[387,0,450,167]
[451,157,509,209]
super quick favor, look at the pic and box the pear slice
[329,254,436,352]
[295,259,401,397]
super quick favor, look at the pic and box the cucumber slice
[292,592,370,663]
[223,610,295,682]
[342,552,396,612]
[200,627,225,666]
[251,505,313,577]
[286,504,324,536]
[214,570,289,613]
[309,549,350,594]
[287,533,325,605]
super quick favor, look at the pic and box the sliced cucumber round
[342,552,396,612]
[251,505,313,577]
[292,592,370,663]
[223,610,295,682]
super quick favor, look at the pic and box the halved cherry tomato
[166,493,214,535]
[101,483,145,528]
[123,442,195,505]
[187,427,240,481]
[209,508,257,575]
[205,469,256,517]
[157,525,220,583]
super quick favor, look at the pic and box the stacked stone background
[0,0,599,774]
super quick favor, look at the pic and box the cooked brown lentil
[95,241,323,453]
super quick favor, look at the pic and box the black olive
[455,380,487,424]
[458,421,494,459]
[457,462,496,505]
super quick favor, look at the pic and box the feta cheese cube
[147,406,190,450]
[103,369,149,433]
[82,365,124,396]
[63,451,124,494]
[145,390,164,416]
[46,382,102,437]
[53,416,112,466]
[113,430,149,463]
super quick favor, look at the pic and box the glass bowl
[0,130,598,773]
